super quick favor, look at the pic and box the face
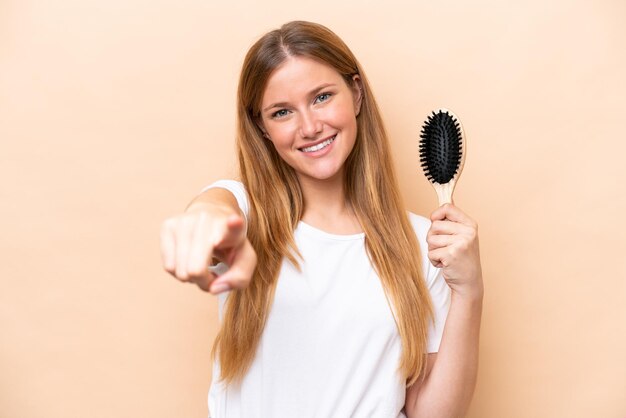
[257,56,362,183]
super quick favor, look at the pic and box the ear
[350,74,363,116]
[255,117,270,140]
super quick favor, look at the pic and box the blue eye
[272,109,290,119]
[315,93,332,103]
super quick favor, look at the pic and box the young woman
[160,21,483,418]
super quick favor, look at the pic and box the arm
[160,186,257,294]
[405,203,484,418]
[185,187,242,217]
[405,292,482,417]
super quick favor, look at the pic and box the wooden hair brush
[419,108,466,205]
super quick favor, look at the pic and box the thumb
[209,239,257,294]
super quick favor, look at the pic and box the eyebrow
[262,83,337,112]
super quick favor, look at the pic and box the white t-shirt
[203,180,450,418]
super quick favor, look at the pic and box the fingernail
[211,283,231,294]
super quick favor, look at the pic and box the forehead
[261,56,344,103]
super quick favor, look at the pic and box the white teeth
[301,135,336,153]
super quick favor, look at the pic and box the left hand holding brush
[427,203,483,299]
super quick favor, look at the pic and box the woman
[161,20,483,418]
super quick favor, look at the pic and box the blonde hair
[212,20,433,387]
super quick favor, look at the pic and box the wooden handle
[433,180,456,206]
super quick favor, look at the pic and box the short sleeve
[200,179,250,222]
[408,212,451,353]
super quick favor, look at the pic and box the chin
[299,167,344,182]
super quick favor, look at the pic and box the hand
[427,203,483,299]
[160,203,257,294]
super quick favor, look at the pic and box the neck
[297,171,362,234]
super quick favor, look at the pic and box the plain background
[1,0,625,417]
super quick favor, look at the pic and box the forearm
[185,187,241,217]
[407,289,483,418]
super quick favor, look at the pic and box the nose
[298,109,323,139]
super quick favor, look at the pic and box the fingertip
[228,213,243,223]
[226,214,244,230]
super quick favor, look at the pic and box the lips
[298,135,337,153]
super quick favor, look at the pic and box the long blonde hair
[212,20,433,388]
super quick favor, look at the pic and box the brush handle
[433,180,456,206]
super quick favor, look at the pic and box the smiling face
[257,56,362,184]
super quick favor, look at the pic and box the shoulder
[201,179,246,195]
[200,179,249,218]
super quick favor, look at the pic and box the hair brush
[419,108,466,205]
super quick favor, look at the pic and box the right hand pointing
[160,202,257,294]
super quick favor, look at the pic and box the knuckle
[186,267,204,279]
[175,268,189,281]
[427,233,438,244]
[186,261,206,277]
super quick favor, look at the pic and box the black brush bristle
[419,110,463,184]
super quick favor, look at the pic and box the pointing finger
[215,215,245,249]
[210,239,257,294]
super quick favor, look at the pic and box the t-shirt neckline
[297,220,365,241]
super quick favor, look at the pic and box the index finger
[214,214,246,249]
[430,203,476,227]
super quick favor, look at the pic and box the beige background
[1,0,625,417]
